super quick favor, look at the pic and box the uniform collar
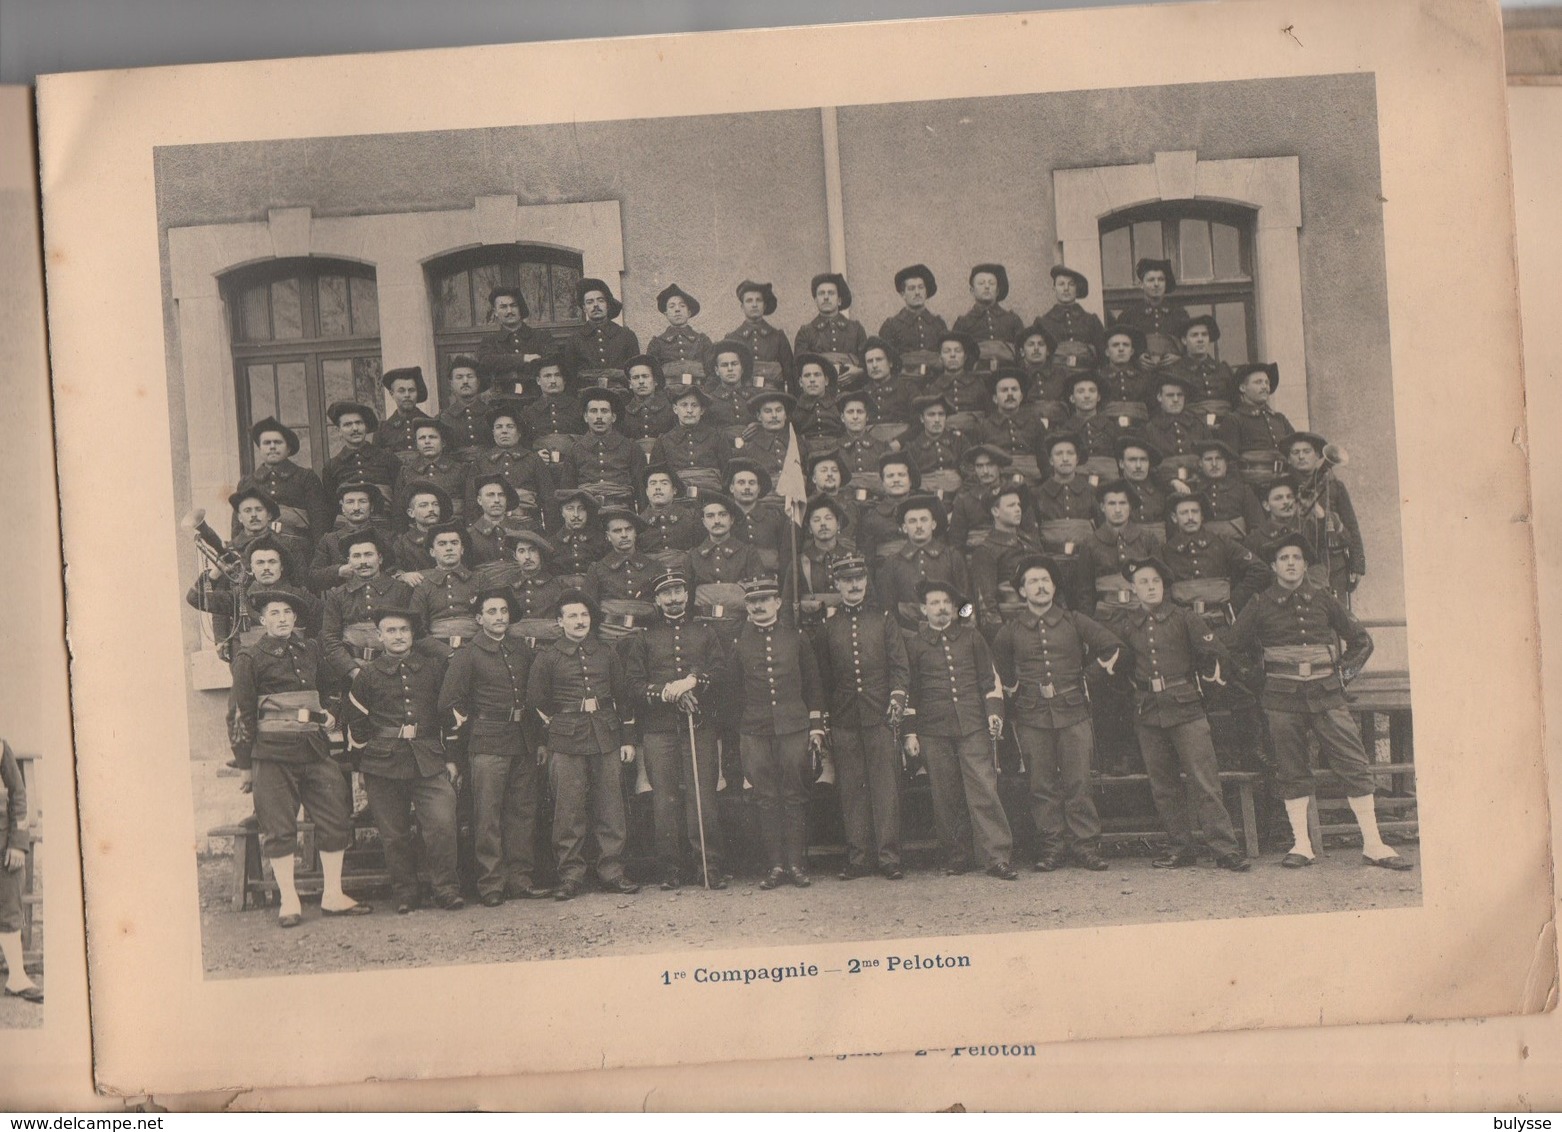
[918,622,962,643]
[428,564,473,581]
[1018,604,1066,628]
[604,550,646,569]
[345,572,393,593]
[1093,522,1144,544]
[475,632,511,653]
[1266,581,1318,605]
[256,632,303,656]
[898,540,944,560]
[550,634,599,656]
[698,538,735,556]
[371,650,426,674]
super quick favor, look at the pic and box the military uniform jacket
[640,502,704,555]
[1170,355,1234,404]
[188,577,321,636]
[476,323,553,380]
[1096,363,1151,407]
[794,313,868,364]
[736,426,789,484]
[1034,476,1098,521]
[308,519,386,591]
[652,422,730,475]
[525,634,633,754]
[976,410,1047,458]
[1038,302,1107,353]
[798,537,855,596]
[1218,403,1295,454]
[903,428,966,474]
[1244,518,1301,559]
[1301,478,1366,575]
[622,613,728,734]
[1128,477,1169,529]
[953,302,1024,347]
[1223,580,1373,712]
[378,408,434,461]
[923,370,989,416]
[348,649,451,778]
[322,572,415,678]
[567,429,643,496]
[647,325,714,374]
[733,620,825,736]
[412,564,480,628]
[523,392,585,441]
[622,392,676,441]
[1145,410,1213,458]
[794,393,845,446]
[730,501,790,563]
[1110,301,1190,340]
[438,631,536,740]
[398,454,470,513]
[992,605,1122,729]
[854,374,916,425]
[836,431,893,482]
[322,443,402,507]
[1202,477,1265,529]
[968,526,1043,627]
[503,569,568,620]
[879,539,971,627]
[1083,522,1162,582]
[392,526,436,575]
[1066,411,1120,459]
[727,318,795,378]
[229,633,334,768]
[554,526,608,578]
[856,497,907,561]
[686,538,765,586]
[465,446,557,520]
[440,397,493,453]
[0,742,24,855]
[1102,601,1228,728]
[466,515,531,567]
[235,459,331,546]
[879,306,949,357]
[903,623,1005,739]
[1163,528,1269,609]
[704,382,756,430]
[814,602,910,728]
[583,550,659,603]
[565,320,641,375]
[947,486,993,552]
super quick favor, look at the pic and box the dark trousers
[363,770,459,903]
[642,725,725,880]
[549,748,628,885]
[921,731,1012,870]
[1016,718,1100,857]
[833,722,903,870]
[739,731,810,870]
[1134,716,1242,859]
[253,758,352,859]
[468,726,541,896]
[1267,707,1376,799]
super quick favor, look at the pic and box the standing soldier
[647,284,714,383]
[992,555,1123,872]
[1039,265,1107,356]
[322,401,401,514]
[1083,481,1162,616]
[1163,494,1270,615]
[953,264,1024,372]
[1285,431,1365,598]
[235,418,331,556]
[1224,534,1411,871]
[794,272,867,384]
[622,569,730,890]
[439,587,553,904]
[230,589,370,927]
[440,355,495,461]
[967,482,1043,634]
[878,264,948,373]
[733,575,828,888]
[1246,477,1306,562]
[476,286,552,385]
[0,740,39,1001]
[346,607,463,914]
[816,553,910,880]
[1109,259,1190,349]
[190,533,320,654]
[901,579,1016,879]
[727,280,793,388]
[620,354,676,445]
[1104,557,1251,871]
[526,591,642,900]
[320,529,414,684]
[376,367,435,469]
[564,278,640,383]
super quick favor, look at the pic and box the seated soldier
[953,263,1024,372]
[639,465,704,561]
[390,481,452,585]
[1033,432,1099,552]
[464,401,553,532]
[725,458,789,574]
[855,452,921,562]
[878,263,947,373]
[551,488,607,582]
[1144,373,1212,485]
[807,450,861,533]
[476,286,551,385]
[703,340,759,433]
[466,475,526,576]
[188,533,320,659]
[648,284,713,383]
[235,418,330,556]
[968,482,1043,633]
[311,485,391,595]
[620,354,676,445]
[1115,433,1174,539]
[727,280,793,388]
[322,400,401,512]
[651,382,729,495]
[1217,363,1293,491]
[1038,265,1107,356]
[230,589,370,928]
[976,367,1048,482]
[1063,372,1122,478]
[440,355,493,461]
[320,529,415,684]
[1015,319,1065,411]
[902,395,967,496]
[734,389,792,487]
[1097,326,1151,424]
[583,507,658,604]
[1163,494,1270,617]
[835,390,893,492]
[1245,475,1305,561]
[520,356,584,446]
[411,520,481,655]
[226,486,308,578]
[794,272,867,384]
[1285,431,1365,597]
[686,491,767,592]
[948,444,1023,551]
[878,494,970,629]
[347,607,463,914]
[1109,257,1190,345]
[1195,440,1265,539]
[858,337,916,431]
[798,494,856,599]
[1083,480,1162,617]
[924,330,989,424]
[1170,315,1232,422]
[564,278,640,383]
[397,418,469,522]
[376,367,435,468]
[565,388,643,509]
[494,530,568,622]
[793,354,845,450]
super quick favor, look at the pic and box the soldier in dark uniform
[525,591,642,899]
[725,458,790,575]
[740,390,795,488]
[650,383,728,496]
[858,337,917,427]
[639,465,705,560]
[878,494,970,629]
[835,389,893,492]
[727,280,793,388]
[796,494,853,599]
[320,529,414,684]
[901,579,1016,879]
[924,330,989,421]
[410,520,481,654]
[438,587,553,904]
[992,555,1123,871]
[1169,315,1233,423]
[1163,494,1269,614]
[1195,440,1266,539]
[806,451,861,535]
[396,419,469,522]
[1097,326,1152,423]
[322,400,401,514]
[1115,434,1175,538]
[975,367,1048,483]
[390,481,452,583]
[1285,431,1365,597]
[235,418,331,555]
[686,492,767,590]
[878,264,947,374]
[733,575,828,888]
[815,553,910,879]
[520,356,584,445]
[440,355,495,460]
[346,607,463,913]
[1217,363,1293,491]
[792,354,844,451]
[647,284,714,383]
[464,401,554,532]
[1102,557,1250,871]
[947,445,1020,553]
[190,533,320,659]
[967,483,1043,634]
[1063,372,1122,474]
[704,340,759,433]
[1033,433,1100,567]
[465,475,526,574]
[1245,476,1305,561]
[0,740,38,1000]
[1145,373,1212,480]
[224,486,308,582]
[902,395,967,495]
[377,367,434,469]
[230,589,369,927]
[1082,481,1163,617]
[565,388,643,509]
[497,530,568,621]
[1015,319,1063,408]
[953,264,1024,373]
[1224,534,1412,871]
[793,272,867,385]
[564,278,640,382]
[1108,258,1190,351]
[583,507,658,604]
[621,354,676,444]
[856,453,921,563]
[621,569,730,889]
[476,286,552,386]
[308,483,389,593]
[552,488,607,581]
[1039,266,1107,356]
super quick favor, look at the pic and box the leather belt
[350,645,381,661]
[1038,682,1082,700]
[557,696,614,715]
[1264,660,1335,680]
[373,724,422,739]
[1147,676,1193,693]
[475,708,528,723]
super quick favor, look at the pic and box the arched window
[223,258,382,474]
[1099,201,1257,363]
[426,244,585,402]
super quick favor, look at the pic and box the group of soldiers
[192,258,1408,928]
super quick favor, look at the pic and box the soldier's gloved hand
[662,675,698,702]
[620,744,637,765]
[445,762,460,790]
[240,768,253,795]
[1348,572,1361,593]
[885,694,905,728]
[902,735,921,760]
[676,691,699,715]
[808,730,827,759]
[3,848,23,873]
[537,746,549,768]
[987,715,1004,742]
[1340,666,1361,686]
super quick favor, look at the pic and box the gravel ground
[0,976,44,1028]
[199,845,1421,978]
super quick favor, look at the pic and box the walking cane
[686,709,712,890]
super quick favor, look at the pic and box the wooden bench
[207,816,389,912]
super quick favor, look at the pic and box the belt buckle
[1118,416,1131,427]
[753,375,767,387]
[1193,599,1207,613]
[1298,661,1313,677]
[511,708,526,723]
[397,724,417,740]
[295,708,314,723]
[449,636,463,649]
[1150,677,1166,693]
[582,697,599,713]
[1040,683,1056,699]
